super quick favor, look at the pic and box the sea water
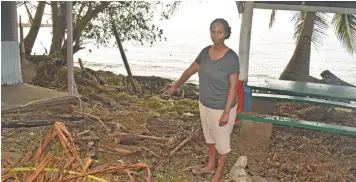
[19,1,356,85]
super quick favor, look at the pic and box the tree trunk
[19,16,27,65]
[279,12,316,82]
[51,2,110,61]
[23,1,46,55]
[111,22,137,93]
[49,2,66,60]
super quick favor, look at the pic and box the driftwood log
[320,70,355,87]
[306,70,355,103]
[308,70,355,87]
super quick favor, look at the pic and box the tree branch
[60,2,111,56]
[24,2,34,25]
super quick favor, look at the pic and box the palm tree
[269,11,356,82]
[165,1,182,19]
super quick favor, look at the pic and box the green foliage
[269,10,356,54]
[332,14,356,54]
[19,1,176,56]
[74,1,170,49]
[291,12,329,48]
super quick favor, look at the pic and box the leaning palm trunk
[279,12,316,82]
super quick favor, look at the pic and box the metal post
[66,1,74,96]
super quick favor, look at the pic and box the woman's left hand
[219,113,229,126]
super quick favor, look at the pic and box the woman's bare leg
[199,144,216,172]
[212,153,228,182]
[207,144,217,169]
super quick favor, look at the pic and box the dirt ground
[1,64,356,181]
[2,92,356,181]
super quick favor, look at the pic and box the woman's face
[210,22,226,45]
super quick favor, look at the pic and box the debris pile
[1,122,152,182]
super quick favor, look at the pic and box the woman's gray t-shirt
[195,46,240,110]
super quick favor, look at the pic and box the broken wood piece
[115,132,172,142]
[143,147,159,158]
[170,135,192,156]
[99,141,140,155]
[75,130,91,137]
[343,153,356,158]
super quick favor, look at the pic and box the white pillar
[1,1,23,85]
[238,1,254,82]
[66,1,74,96]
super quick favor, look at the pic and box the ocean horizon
[18,1,356,85]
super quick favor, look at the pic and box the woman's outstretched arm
[166,62,200,94]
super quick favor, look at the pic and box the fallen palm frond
[1,121,152,182]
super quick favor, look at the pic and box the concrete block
[239,120,272,148]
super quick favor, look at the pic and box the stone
[183,112,194,117]
[230,156,248,179]
[230,168,252,182]
[88,141,95,146]
[234,156,248,168]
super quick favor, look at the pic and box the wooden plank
[247,79,356,101]
[253,2,356,14]
[252,93,356,110]
[237,114,356,136]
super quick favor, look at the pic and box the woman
[166,18,240,182]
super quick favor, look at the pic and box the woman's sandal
[191,165,215,175]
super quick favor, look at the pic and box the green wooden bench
[236,79,356,146]
[252,93,356,110]
[247,79,356,101]
[237,113,356,136]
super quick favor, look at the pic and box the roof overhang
[237,1,356,14]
